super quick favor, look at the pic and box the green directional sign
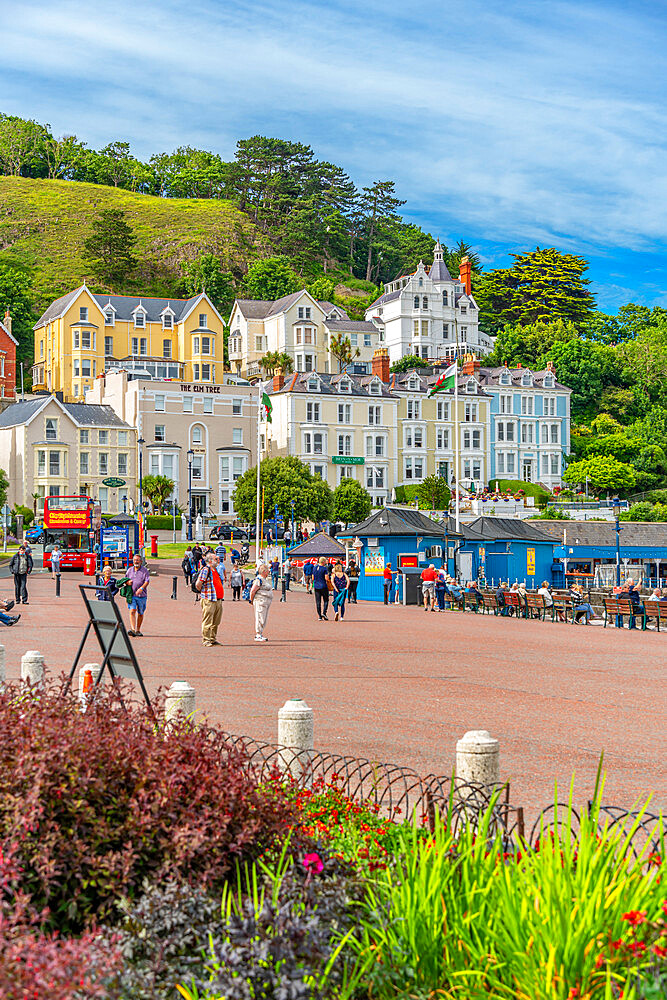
[331,456,365,465]
[102,477,126,487]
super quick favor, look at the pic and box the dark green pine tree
[83,208,138,288]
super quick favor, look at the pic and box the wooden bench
[525,593,547,620]
[602,598,646,630]
[643,600,667,631]
[552,591,572,623]
[504,592,523,618]
[462,592,482,613]
[481,593,498,615]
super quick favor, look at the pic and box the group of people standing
[302,557,359,621]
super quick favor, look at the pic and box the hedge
[146,515,182,529]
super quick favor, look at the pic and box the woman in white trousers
[250,564,274,642]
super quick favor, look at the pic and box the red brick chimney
[459,255,472,296]
[272,367,285,391]
[0,309,16,399]
[461,352,480,376]
[516,362,522,368]
[371,347,390,383]
[546,361,556,375]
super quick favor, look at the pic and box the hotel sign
[179,384,222,394]
[331,456,365,465]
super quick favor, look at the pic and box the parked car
[25,524,45,543]
[209,523,247,541]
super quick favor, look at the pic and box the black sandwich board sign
[65,584,154,716]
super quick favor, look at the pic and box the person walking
[250,563,273,641]
[270,556,280,590]
[10,544,33,605]
[96,565,119,601]
[420,564,436,612]
[230,563,244,600]
[50,543,62,580]
[383,562,393,605]
[331,562,349,621]
[303,558,314,594]
[196,552,224,646]
[346,560,359,603]
[435,569,447,611]
[215,541,227,563]
[283,556,292,591]
[182,546,194,586]
[313,556,331,620]
[126,553,150,637]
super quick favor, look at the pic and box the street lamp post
[122,495,127,515]
[187,449,194,542]
[612,496,622,587]
[290,498,295,545]
[137,437,145,554]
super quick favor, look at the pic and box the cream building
[390,366,491,491]
[87,371,256,517]
[228,290,380,378]
[0,395,136,511]
[32,284,226,402]
[264,352,399,508]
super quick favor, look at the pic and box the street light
[137,437,145,553]
[612,496,622,587]
[187,448,194,542]
[290,498,295,544]
[122,495,127,515]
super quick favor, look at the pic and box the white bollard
[0,644,5,690]
[79,662,103,703]
[456,729,500,788]
[165,681,196,723]
[21,650,45,687]
[278,697,314,782]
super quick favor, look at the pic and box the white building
[365,242,494,365]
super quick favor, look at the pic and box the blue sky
[2,0,667,312]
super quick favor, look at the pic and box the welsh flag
[427,361,457,397]
[261,392,273,423]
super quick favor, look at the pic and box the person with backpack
[270,557,280,590]
[230,563,244,600]
[303,558,314,593]
[196,552,224,646]
[182,546,194,586]
[346,560,359,603]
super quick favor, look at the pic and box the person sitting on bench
[569,583,596,624]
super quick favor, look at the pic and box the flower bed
[0,681,664,999]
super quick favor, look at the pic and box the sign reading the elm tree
[332,456,365,465]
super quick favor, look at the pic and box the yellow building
[32,284,226,402]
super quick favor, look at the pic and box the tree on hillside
[476,248,596,335]
[446,240,483,278]
[332,478,372,524]
[329,333,360,372]
[487,319,579,369]
[181,253,235,317]
[540,339,621,420]
[359,181,406,282]
[43,132,84,179]
[562,455,636,495]
[243,257,299,301]
[416,476,451,511]
[390,354,429,373]
[232,456,332,523]
[140,475,175,514]
[0,263,34,370]
[307,277,336,302]
[0,114,46,176]
[259,351,294,375]
[83,208,138,287]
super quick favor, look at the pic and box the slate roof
[34,285,212,328]
[0,396,130,429]
[287,531,347,559]
[475,366,570,393]
[536,520,667,548]
[367,289,401,308]
[344,507,451,538]
[324,320,378,333]
[268,371,396,399]
[234,293,349,321]
[463,516,556,544]
[389,370,492,398]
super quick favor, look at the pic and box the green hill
[0,175,265,313]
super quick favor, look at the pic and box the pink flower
[303,852,324,874]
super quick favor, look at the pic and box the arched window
[414,295,419,309]
[442,290,448,306]
[418,277,423,287]
[422,296,428,309]
[191,424,204,445]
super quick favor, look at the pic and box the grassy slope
[0,176,264,314]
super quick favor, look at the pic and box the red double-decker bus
[43,496,95,570]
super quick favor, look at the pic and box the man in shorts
[127,553,150,636]
[420,563,437,612]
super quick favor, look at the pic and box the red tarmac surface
[2,562,666,819]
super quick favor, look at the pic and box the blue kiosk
[456,516,556,588]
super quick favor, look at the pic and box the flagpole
[454,321,460,534]
[255,380,262,564]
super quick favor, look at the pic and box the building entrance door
[522,460,533,482]
[192,494,207,516]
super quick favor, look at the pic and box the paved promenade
[2,562,665,818]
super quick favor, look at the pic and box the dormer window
[162,312,173,330]
[104,308,115,326]
[500,371,511,385]
[307,376,319,391]
[544,374,554,387]
[369,381,380,395]
[408,376,419,390]
[466,378,476,393]
[133,310,146,329]
[522,373,532,386]
[339,378,351,393]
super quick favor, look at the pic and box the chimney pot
[3,309,11,335]
[371,347,390,383]
[458,257,472,296]
[272,367,285,391]
[461,352,480,376]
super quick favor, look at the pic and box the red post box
[150,535,158,557]
[83,553,96,576]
